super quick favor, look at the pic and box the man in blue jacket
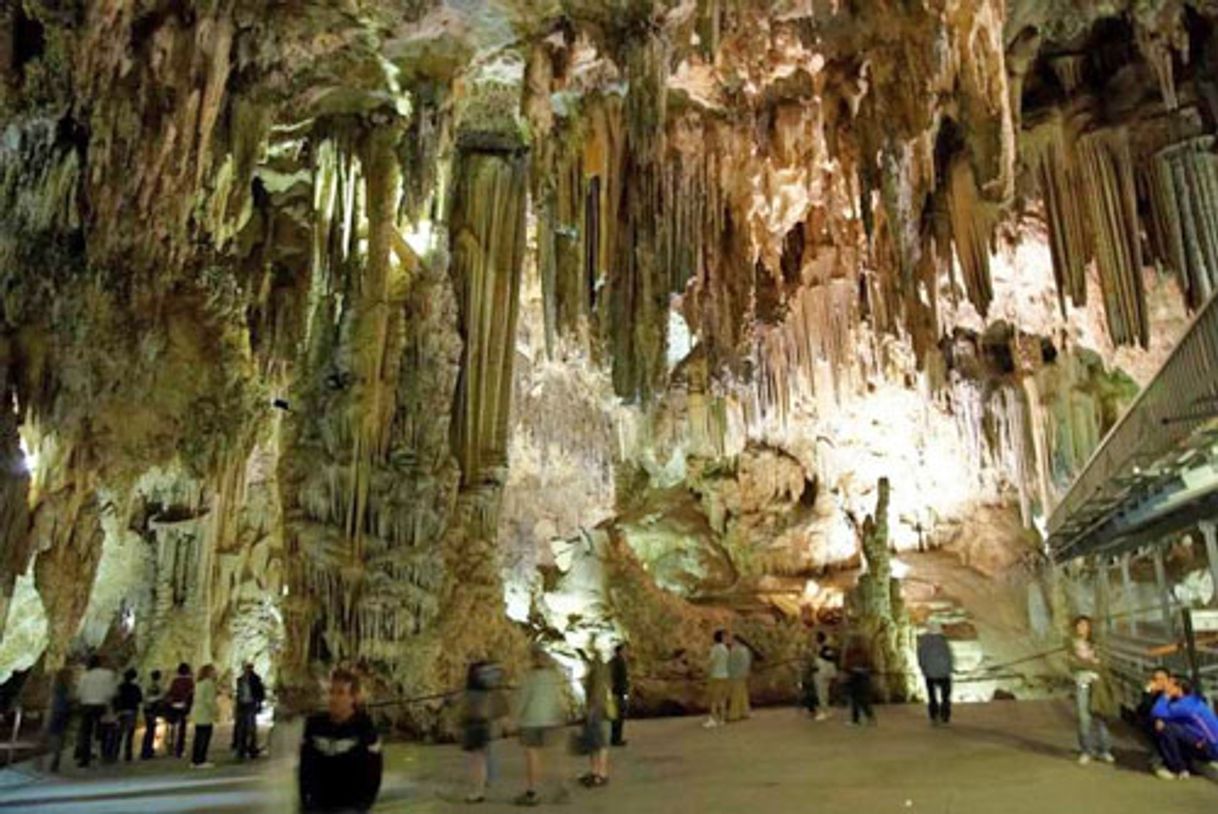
[1151,675,1218,779]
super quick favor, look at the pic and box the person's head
[327,669,361,722]
[1164,675,1187,699]
[150,669,162,682]
[87,654,102,670]
[815,631,827,644]
[197,664,215,682]
[1072,615,1092,640]
[54,666,73,688]
[124,668,138,682]
[243,662,254,675]
[615,643,627,657]
[1148,667,1171,694]
[466,661,488,691]
[926,621,943,636]
[713,630,726,644]
[177,662,191,677]
[725,631,735,646]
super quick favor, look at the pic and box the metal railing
[1048,290,1218,552]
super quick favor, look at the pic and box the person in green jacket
[1067,616,1116,765]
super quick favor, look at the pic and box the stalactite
[1076,128,1149,347]
[1028,117,1092,313]
[1146,135,1218,309]
[946,156,996,316]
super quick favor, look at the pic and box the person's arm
[356,719,384,810]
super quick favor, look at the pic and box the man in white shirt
[704,631,731,728]
[75,654,117,767]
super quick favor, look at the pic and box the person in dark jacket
[114,668,144,762]
[233,662,266,760]
[299,669,383,813]
[164,663,195,759]
[141,669,164,759]
[43,667,73,773]
[842,634,876,726]
[916,622,954,725]
[609,643,629,747]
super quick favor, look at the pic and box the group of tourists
[703,630,754,728]
[1071,614,1218,780]
[44,654,265,772]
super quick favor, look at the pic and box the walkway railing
[1048,289,1218,555]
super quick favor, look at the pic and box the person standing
[1068,615,1115,765]
[578,655,613,788]
[916,622,954,726]
[190,664,218,769]
[43,667,73,773]
[703,631,731,729]
[164,663,195,759]
[299,669,384,812]
[842,634,876,726]
[812,631,839,721]
[114,668,144,761]
[726,637,753,723]
[233,662,266,760]
[140,669,164,759]
[513,645,565,807]
[461,661,507,803]
[609,644,629,747]
[75,654,117,767]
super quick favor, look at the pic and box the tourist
[74,654,117,767]
[233,662,266,760]
[164,662,195,759]
[300,669,383,812]
[513,645,564,806]
[842,634,876,726]
[1067,615,1115,765]
[140,669,164,759]
[726,636,753,723]
[43,667,73,773]
[703,630,731,729]
[609,643,629,747]
[1137,667,1172,774]
[461,660,508,803]
[190,664,218,769]
[114,667,144,762]
[916,622,953,726]
[578,652,614,788]
[1151,675,1218,780]
[812,631,839,721]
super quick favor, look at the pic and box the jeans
[1075,684,1111,756]
[166,707,189,758]
[233,704,259,757]
[848,671,874,723]
[191,724,214,765]
[611,695,627,744]
[925,677,952,723]
[1156,722,1216,773]
[117,711,138,761]
[140,708,159,758]
[75,705,105,766]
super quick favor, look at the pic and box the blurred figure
[164,662,195,759]
[233,662,266,760]
[726,637,752,723]
[461,660,508,803]
[114,668,144,761]
[1067,615,1114,765]
[1138,667,1172,775]
[916,622,954,726]
[703,630,731,729]
[842,634,876,726]
[812,631,839,721]
[75,654,117,767]
[609,644,629,747]
[514,645,564,806]
[1151,675,1218,780]
[190,664,218,769]
[140,669,164,759]
[578,653,613,788]
[43,667,73,773]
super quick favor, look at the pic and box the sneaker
[814,711,830,722]
[1179,771,1191,779]
[1098,752,1116,764]
[702,718,720,729]
[1154,767,1177,781]
[1077,754,1092,766]
[514,790,540,807]
[465,794,486,804]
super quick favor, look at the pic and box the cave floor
[1,701,1215,813]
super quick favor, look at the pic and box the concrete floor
[1,701,1215,813]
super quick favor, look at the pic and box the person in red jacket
[163,663,195,759]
